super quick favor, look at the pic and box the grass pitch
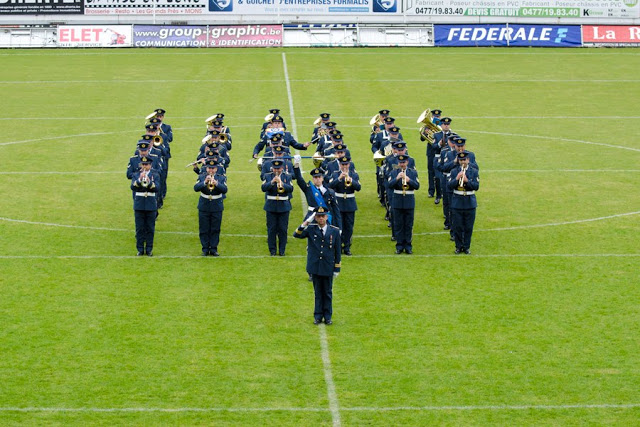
[1,47,640,425]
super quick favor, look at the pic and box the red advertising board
[583,26,640,44]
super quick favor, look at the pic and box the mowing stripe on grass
[0,403,638,413]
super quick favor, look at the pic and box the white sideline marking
[0,403,637,413]
[1,254,639,260]
[2,211,639,238]
[283,51,341,427]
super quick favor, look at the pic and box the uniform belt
[135,192,156,197]
[267,195,289,201]
[444,173,451,177]
[334,192,355,198]
[200,193,222,200]
[393,190,415,195]
[453,190,475,196]
[434,154,441,158]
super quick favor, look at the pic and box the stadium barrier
[2,24,640,48]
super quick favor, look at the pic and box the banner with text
[404,0,639,18]
[58,25,133,47]
[207,0,398,15]
[435,24,582,47]
[132,25,283,47]
[583,25,640,45]
[0,0,83,14]
[84,0,206,15]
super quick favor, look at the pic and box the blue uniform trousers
[266,211,289,255]
[452,208,476,251]
[340,211,355,251]
[198,210,223,252]
[392,208,414,251]
[443,188,452,229]
[134,210,156,253]
[312,274,334,322]
[161,165,168,199]
[427,153,437,197]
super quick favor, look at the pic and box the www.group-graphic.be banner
[434,24,582,47]
[207,0,398,14]
[132,25,283,47]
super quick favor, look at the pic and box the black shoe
[211,251,220,257]
[428,194,434,198]
[435,198,441,205]
[464,249,471,255]
[405,249,413,254]
[279,252,285,256]
[325,320,333,325]
[384,214,389,221]
[395,249,403,254]
[450,236,455,241]
[387,222,392,228]
[146,251,153,257]
[313,319,322,325]
[444,225,450,230]
[202,251,208,256]
[270,252,276,256]
[455,248,462,254]
[137,251,143,256]
[308,275,313,282]
[343,249,352,256]
[391,236,396,241]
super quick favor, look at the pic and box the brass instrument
[207,173,216,191]
[140,169,150,187]
[313,117,322,127]
[275,170,285,193]
[370,113,383,135]
[256,157,264,171]
[312,152,325,169]
[145,111,157,123]
[417,109,442,144]
[401,168,410,195]
[219,133,228,143]
[345,173,352,187]
[458,164,468,188]
[205,115,217,127]
[264,113,275,122]
[152,134,163,147]
[373,150,385,167]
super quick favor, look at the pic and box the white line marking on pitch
[0,79,639,84]
[0,403,637,413]
[284,51,341,427]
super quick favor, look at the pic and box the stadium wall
[0,0,639,47]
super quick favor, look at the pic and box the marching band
[128,106,480,259]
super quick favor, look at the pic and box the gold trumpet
[401,168,410,194]
[458,164,468,188]
[152,134,163,147]
[275,170,285,193]
[140,169,150,186]
[345,173,352,187]
[207,174,216,191]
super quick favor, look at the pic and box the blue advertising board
[434,24,582,47]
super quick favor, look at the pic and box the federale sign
[434,24,582,47]
[0,0,83,14]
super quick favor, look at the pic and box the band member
[253,115,310,158]
[438,133,459,236]
[448,151,479,254]
[153,108,173,144]
[131,157,160,256]
[194,158,227,257]
[292,160,342,230]
[293,206,341,325]
[312,112,331,145]
[369,109,390,148]
[387,155,420,254]
[261,160,294,256]
[328,156,361,255]
[127,141,161,180]
[372,117,404,153]
[428,115,451,204]
[384,142,416,236]
[207,119,232,151]
[261,145,293,181]
[260,108,287,139]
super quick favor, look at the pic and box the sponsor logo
[210,0,232,12]
[373,0,395,13]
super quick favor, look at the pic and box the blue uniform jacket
[293,167,342,229]
[387,168,420,209]
[447,166,479,210]
[194,174,227,212]
[127,154,162,180]
[262,171,294,213]
[372,130,405,153]
[131,171,160,211]
[328,170,361,212]
[261,158,294,182]
[293,224,342,276]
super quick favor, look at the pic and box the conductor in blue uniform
[293,207,342,325]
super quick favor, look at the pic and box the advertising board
[583,25,640,45]
[84,0,206,16]
[0,0,82,14]
[58,25,133,47]
[435,24,582,47]
[132,25,283,47]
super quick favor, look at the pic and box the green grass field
[1,47,640,425]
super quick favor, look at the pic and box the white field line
[1,254,639,260]
[1,79,639,84]
[2,211,640,238]
[0,403,638,413]
[283,51,341,427]
[2,169,640,175]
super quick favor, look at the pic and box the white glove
[294,154,301,166]
[333,272,339,279]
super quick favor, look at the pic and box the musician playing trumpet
[131,157,160,256]
[194,158,227,257]
[447,151,479,255]
[387,155,420,254]
[328,156,361,256]
[261,160,294,256]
